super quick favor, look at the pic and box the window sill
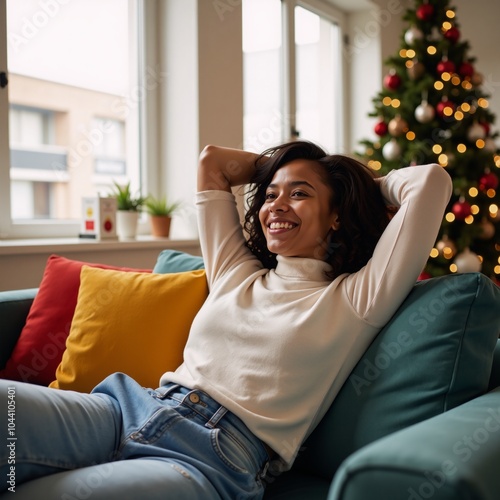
[0,236,202,291]
[0,236,200,257]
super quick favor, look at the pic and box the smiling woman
[244,141,391,277]
[0,138,453,500]
[257,159,339,261]
[187,138,452,473]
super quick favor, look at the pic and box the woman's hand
[197,145,263,193]
[374,175,398,216]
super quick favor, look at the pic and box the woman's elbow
[197,145,231,192]
[199,144,219,168]
[425,163,453,198]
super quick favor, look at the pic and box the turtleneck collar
[274,255,333,282]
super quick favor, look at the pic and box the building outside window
[0,0,144,238]
[92,118,127,177]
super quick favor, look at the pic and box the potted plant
[145,195,180,238]
[110,181,146,239]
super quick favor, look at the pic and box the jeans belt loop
[155,383,181,400]
[205,405,228,429]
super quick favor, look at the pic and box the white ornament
[467,122,486,142]
[454,247,482,273]
[404,27,424,45]
[382,139,402,161]
[415,101,435,123]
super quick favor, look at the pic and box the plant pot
[150,215,172,238]
[116,210,140,239]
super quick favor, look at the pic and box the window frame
[281,0,347,150]
[0,0,158,239]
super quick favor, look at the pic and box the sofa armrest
[488,339,500,391]
[329,387,500,500]
[0,288,37,369]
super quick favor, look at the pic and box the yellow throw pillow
[49,266,208,393]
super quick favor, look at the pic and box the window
[295,6,342,153]
[242,0,283,152]
[0,0,149,238]
[9,105,54,146]
[92,118,127,176]
[243,0,345,153]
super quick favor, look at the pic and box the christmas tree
[358,0,500,282]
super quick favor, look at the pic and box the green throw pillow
[295,272,500,479]
[153,250,204,274]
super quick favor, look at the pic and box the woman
[0,141,452,500]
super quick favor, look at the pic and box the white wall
[159,0,243,240]
[454,0,500,139]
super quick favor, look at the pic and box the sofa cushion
[295,272,500,479]
[153,249,205,273]
[50,266,208,392]
[0,255,150,386]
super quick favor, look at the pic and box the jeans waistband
[157,383,271,468]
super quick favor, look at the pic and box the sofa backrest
[488,339,500,390]
[293,272,500,480]
[0,288,37,369]
[154,251,500,480]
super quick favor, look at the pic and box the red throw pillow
[0,255,151,385]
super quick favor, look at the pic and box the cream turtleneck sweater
[161,163,452,466]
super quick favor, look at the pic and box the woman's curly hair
[243,141,393,279]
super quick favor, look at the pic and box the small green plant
[111,181,146,211]
[145,195,181,216]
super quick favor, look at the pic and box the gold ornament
[471,72,484,86]
[467,122,486,142]
[388,116,409,137]
[408,60,425,80]
[479,219,495,239]
[484,137,497,153]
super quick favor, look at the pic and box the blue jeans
[0,373,270,499]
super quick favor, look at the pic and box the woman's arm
[197,145,262,193]
[196,146,264,286]
[345,163,452,327]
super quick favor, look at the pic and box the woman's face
[258,159,339,260]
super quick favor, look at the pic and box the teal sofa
[1,250,500,500]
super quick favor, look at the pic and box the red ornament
[479,172,499,191]
[383,72,402,91]
[437,59,456,75]
[374,121,388,136]
[444,27,460,44]
[416,3,434,21]
[436,99,455,118]
[452,199,472,220]
[459,62,474,78]
[480,121,491,136]
[418,271,432,281]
